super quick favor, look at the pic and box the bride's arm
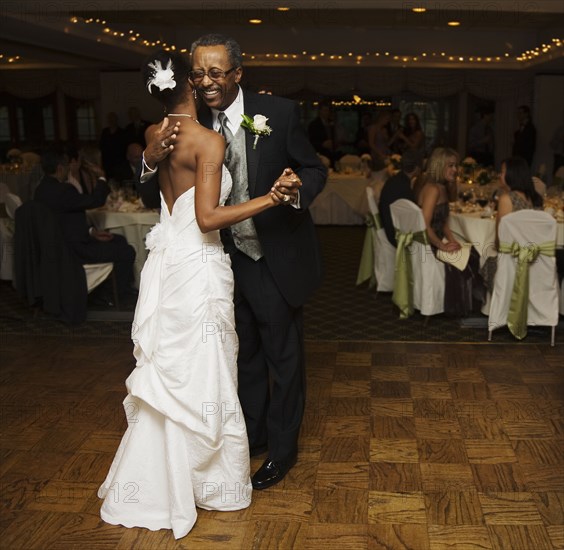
[194,135,279,233]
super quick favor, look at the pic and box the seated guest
[110,142,143,185]
[66,145,105,195]
[417,147,484,317]
[378,149,423,246]
[480,156,544,292]
[34,150,136,300]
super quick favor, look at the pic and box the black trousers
[230,251,305,462]
[71,235,135,296]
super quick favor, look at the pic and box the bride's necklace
[167,113,199,124]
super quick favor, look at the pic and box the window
[66,98,97,143]
[75,102,96,141]
[0,93,58,149]
[0,106,9,142]
[42,105,55,141]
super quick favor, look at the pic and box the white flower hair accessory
[146,59,176,93]
[241,114,272,149]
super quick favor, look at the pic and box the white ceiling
[1,1,563,72]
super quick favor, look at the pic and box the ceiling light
[412,7,426,13]
[276,6,290,11]
[447,21,461,26]
[249,19,262,24]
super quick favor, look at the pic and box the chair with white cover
[560,279,564,316]
[488,210,559,346]
[14,200,118,324]
[390,199,445,319]
[337,154,362,172]
[5,193,22,220]
[356,187,395,292]
[0,193,22,280]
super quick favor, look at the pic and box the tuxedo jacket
[139,90,327,307]
[34,175,109,245]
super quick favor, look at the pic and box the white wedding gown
[98,168,251,539]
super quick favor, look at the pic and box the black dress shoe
[250,443,268,457]
[251,453,297,490]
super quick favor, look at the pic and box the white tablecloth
[450,211,564,261]
[87,209,160,288]
[310,170,388,225]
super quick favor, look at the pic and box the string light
[332,98,392,107]
[0,54,22,64]
[66,16,562,68]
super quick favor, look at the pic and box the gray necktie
[218,112,262,260]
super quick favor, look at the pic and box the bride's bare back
[146,119,225,216]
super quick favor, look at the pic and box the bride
[98,50,282,539]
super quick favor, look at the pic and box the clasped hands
[270,168,301,206]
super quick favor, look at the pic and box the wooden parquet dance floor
[1,335,563,549]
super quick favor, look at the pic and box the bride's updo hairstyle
[142,49,191,112]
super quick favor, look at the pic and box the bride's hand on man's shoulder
[144,117,180,167]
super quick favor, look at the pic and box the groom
[140,34,327,490]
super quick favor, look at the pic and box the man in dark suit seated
[378,149,423,247]
[34,150,136,300]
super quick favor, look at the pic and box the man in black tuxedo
[140,34,327,490]
[34,150,136,300]
[378,149,423,247]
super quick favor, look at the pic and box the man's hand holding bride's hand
[144,118,180,169]
[271,168,302,206]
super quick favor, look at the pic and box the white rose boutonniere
[241,114,272,149]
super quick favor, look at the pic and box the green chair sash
[498,240,555,339]
[392,228,429,319]
[356,213,382,288]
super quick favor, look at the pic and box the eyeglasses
[189,67,237,82]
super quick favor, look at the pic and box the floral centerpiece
[475,168,491,186]
[460,156,477,175]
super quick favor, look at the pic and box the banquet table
[450,208,564,264]
[87,208,159,288]
[309,169,388,225]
